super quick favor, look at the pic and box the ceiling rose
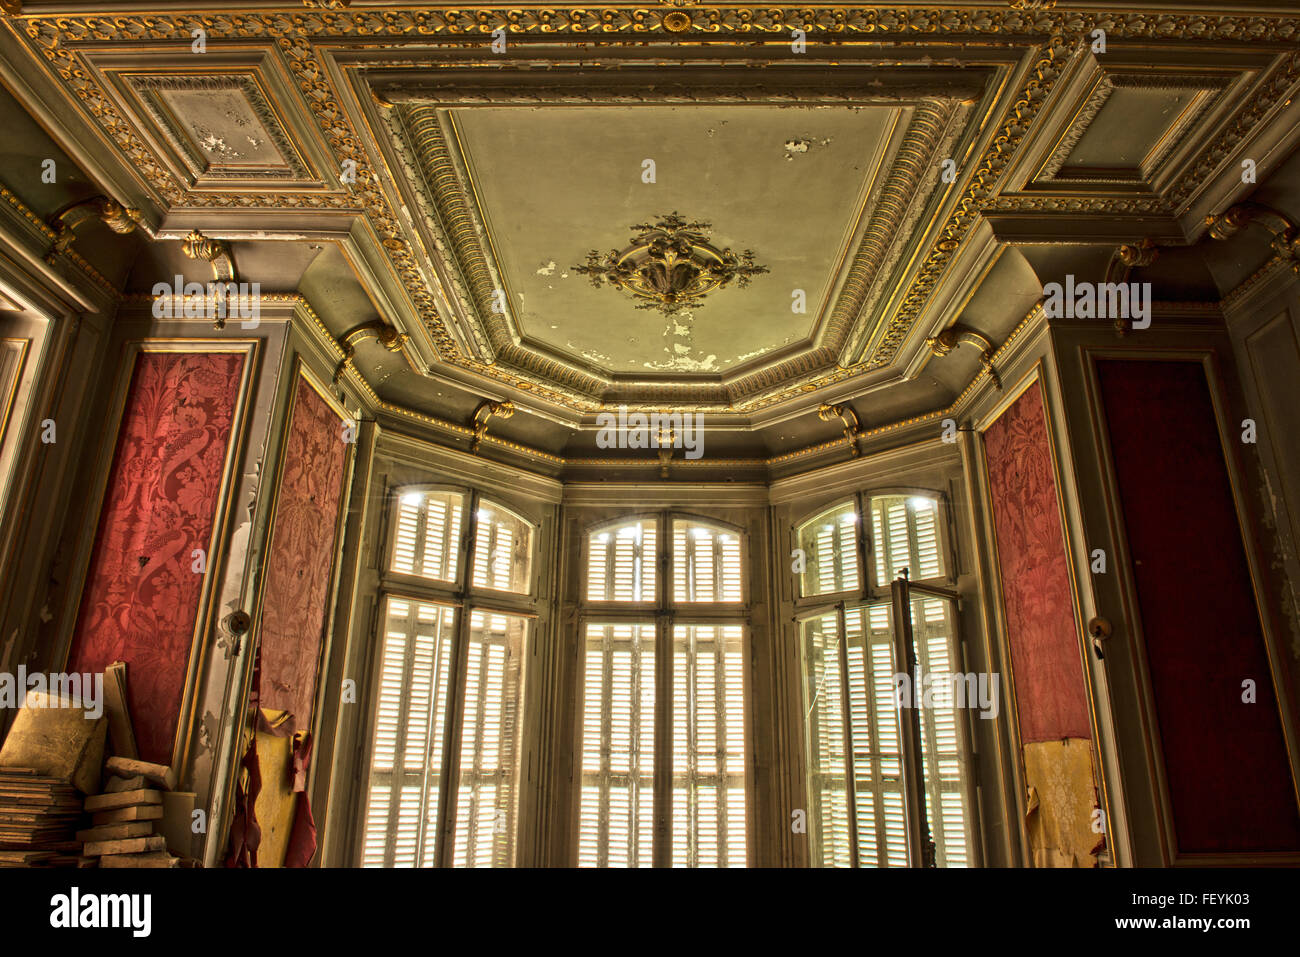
[573,212,768,316]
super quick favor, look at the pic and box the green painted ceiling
[452,105,899,377]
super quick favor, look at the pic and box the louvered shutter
[872,495,943,587]
[670,624,747,867]
[803,598,972,867]
[361,598,456,867]
[588,519,656,602]
[448,610,527,867]
[471,503,533,594]
[577,622,656,867]
[801,613,851,867]
[843,604,909,867]
[672,521,742,602]
[797,501,859,596]
[391,489,464,583]
[911,596,971,866]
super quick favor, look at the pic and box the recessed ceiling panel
[452,106,897,376]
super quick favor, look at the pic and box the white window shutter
[577,623,656,868]
[361,598,456,867]
[452,610,527,867]
[671,624,747,867]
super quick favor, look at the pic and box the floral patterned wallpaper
[983,380,1092,743]
[68,350,245,765]
[257,374,349,733]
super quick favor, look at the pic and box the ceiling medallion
[574,212,768,316]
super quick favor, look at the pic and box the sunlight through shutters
[577,623,655,868]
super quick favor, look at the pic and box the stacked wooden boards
[0,769,88,867]
[77,759,179,868]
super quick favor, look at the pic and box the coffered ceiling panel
[450,104,898,377]
[83,49,340,197]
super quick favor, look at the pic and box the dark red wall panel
[257,375,349,731]
[69,351,245,765]
[1097,359,1300,854]
[984,380,1093,744]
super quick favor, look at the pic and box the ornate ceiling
[0,2,1297,472]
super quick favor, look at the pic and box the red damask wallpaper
[68,350,245,765]
[257,375,349,732]
[983,380,1093,744]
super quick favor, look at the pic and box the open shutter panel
[911,597,971,867]
[577,623,656,868]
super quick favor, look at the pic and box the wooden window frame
[355,483,539,867]
[793,488,979,867]
[572,510,754,867]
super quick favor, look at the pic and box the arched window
[795,500,860,596]
[576,513,749,867]
[390,488,464,583]
[796,491,973,867]
[360,486,536,868]
[672,519,743,603]
[587,516,656,602]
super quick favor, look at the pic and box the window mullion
[436,490,479,867]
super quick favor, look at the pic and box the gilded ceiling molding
[1038,72,1227,192]
[385,297,1037,472]
[1167,50,1300,208]
[984,196,1169,214]
[393,105,507,365]
[1037,78,1114,183]
[20,8,1296,40]
[391,93,968,410]
[11,8,1300,418]
[826,98,965,372]
[0,187,118,296]
[861,36,1068,378]
[1222,256,1289,310]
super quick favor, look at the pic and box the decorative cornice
[9,8,1299,419]
[17,9,1299,41]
